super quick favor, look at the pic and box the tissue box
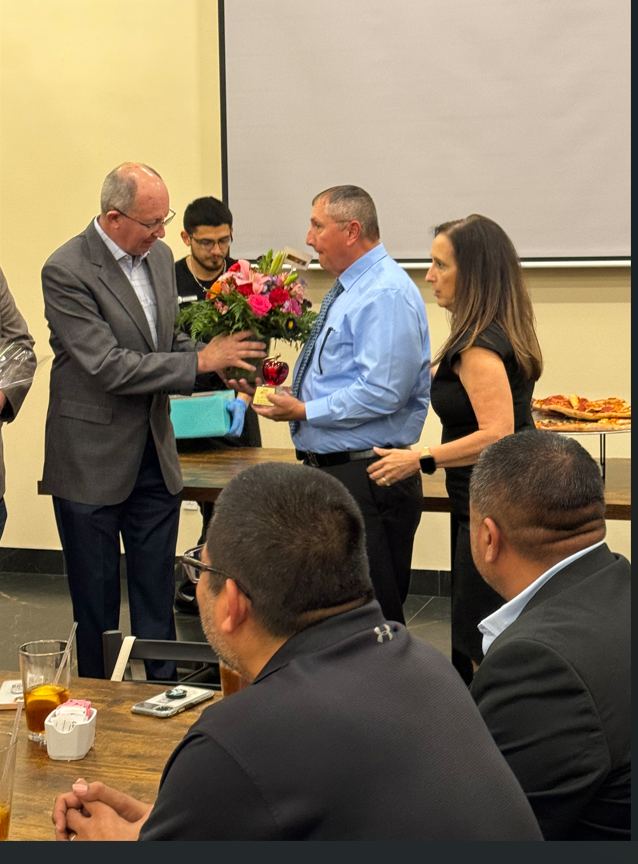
[45,703,97,761]
[169,390,234,438]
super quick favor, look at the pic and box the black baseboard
[0,548,452,598]
[0,547,66,575]
[409,569,451,597]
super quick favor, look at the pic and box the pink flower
[213,298,229,314]
[282,298,302,316]
[290,284,306,300]
[247,294,272,317]
[251,274,269,294]
[229,260,251,280]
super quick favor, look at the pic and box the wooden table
[180,448,631,520]
[0,673,219,842]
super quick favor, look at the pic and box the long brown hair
[432,214,543,381]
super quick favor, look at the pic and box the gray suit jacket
[471,544,631,841]
[41,221,198,505]
[0,266,36,498]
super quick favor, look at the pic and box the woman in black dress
[368,215,543,683]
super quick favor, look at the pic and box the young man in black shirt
[175,196,236,302]
[175,197,261,613]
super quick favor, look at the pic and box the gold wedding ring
[381,476,391,487]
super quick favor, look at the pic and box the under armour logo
[374,625,393,643]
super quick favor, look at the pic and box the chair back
[103,630,219,684]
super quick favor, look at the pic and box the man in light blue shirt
[252,186,431,623]
[468,432,630,841]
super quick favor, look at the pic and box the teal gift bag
[169,390,234,438]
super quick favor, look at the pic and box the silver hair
[100,163,162,215]
[313,185,380,241]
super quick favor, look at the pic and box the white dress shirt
[478,541,605,656]
[94,217,158,348]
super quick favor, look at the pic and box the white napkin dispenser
[45,702,97,761]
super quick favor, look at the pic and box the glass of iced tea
[219,659,249,698]
[18,641,71,743]
[0,731,18,841]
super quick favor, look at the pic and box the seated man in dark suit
[469,431,630,841]
[52,463,541,841]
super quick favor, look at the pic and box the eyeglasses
[189,235,231,250]
[180,545,252,600]
[114,208,176,231]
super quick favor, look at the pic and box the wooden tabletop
[180,448,631,520]
[0,673,219,842]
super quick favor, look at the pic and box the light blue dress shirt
[478,540,605,655]
[94,217,158,348]
[294,244,431,453]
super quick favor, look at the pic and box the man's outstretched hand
[52,778,153,841]
[197,331,266,375]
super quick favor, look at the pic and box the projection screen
[222,0,630,262]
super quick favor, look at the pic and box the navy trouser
[53,433,180,680]
[0,497,7,541]
[318,458,422,625]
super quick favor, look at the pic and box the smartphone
[131,686,215,718]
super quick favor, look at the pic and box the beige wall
[0,0,630,567]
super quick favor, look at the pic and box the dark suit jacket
[140,601,542,840]
[471,543,631,840]
[0,266,36,497]
[41,221,198,505]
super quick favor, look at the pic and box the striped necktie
[290,278,344,436]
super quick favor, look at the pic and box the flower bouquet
[176,250,317,383]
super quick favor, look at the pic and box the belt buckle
[306,452,320,468]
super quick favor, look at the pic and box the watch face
[419,456,436,475]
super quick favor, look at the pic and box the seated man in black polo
[52,463,542,841]
[174,196,261,612]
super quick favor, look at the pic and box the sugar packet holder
[45,700,97,761]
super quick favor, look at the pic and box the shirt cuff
[304,396,332,426]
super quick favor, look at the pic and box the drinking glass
[0,731,18,841]
[18,641,71,742]
[219,659,249,698]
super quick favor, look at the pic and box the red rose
[247,294,272,317]
[236,283,253,297]
[228,262,242,273]
[268,287,290,308]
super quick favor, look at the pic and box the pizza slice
[532,394,630,420]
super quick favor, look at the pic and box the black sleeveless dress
[430,322,535,674]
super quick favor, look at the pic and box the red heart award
[253,354,290,406]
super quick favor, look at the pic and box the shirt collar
[94,216,150,266]
[253,600,388,684]
[337,243,387,291]
[479,540,605,655]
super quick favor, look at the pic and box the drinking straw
[52,621,78,686]
[0,700,21,791]
[9,701,22,747]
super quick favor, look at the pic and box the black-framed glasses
[189,234,231,250]
[180,545,252,600]
[114,207,176,231]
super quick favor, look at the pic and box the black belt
[295,446,407,469]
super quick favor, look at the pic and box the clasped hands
[52,778,152,841]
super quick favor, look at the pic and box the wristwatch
[419,447,437,475]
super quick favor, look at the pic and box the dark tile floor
[0,572,450,673]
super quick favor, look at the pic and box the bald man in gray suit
[41,163,264,678]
